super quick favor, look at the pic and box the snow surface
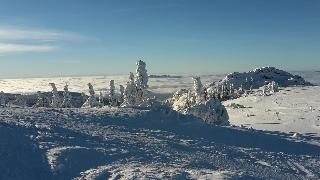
[224,86,320,139]
[0,107,319,179]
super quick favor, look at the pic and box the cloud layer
[0,26,86,54]
[0,43,56,53]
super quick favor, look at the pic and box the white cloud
[0,43,57,54]
[0,26,87,41]
[0,26,91,54]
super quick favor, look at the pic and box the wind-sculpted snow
[0,107,319,179]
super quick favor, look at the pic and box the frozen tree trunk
[81,83,101,108]
[109,80,117,106]
[49,83,61,108]
[61,84,72,108]
[134,60,149,105]
[0,91,6,107]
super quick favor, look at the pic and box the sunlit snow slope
[224,86,320,138]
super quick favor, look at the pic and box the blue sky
[0,0,319,78]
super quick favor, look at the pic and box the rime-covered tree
[122,72,136,106]
[119,85,124,104]
[33,91,45,107]
[109,80,117,106]
[82,83,101,108]
[99,91,104,105]
[193,76,205,103]
[10,95,26,107]
[134,60,149,104]
[262,81,279,95]
[0,91,6,107]
[49,83,61,108]
[270,81,279,93]
[61,84,72,108]
[135,60,148,89]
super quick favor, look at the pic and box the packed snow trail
[0,107,319,179]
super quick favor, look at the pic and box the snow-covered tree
[122,72,136,106]
[270,81,279,93]
[0,91,6,107]
[88,83,95,96]
[170,88,229,125]
[119,85,124,104]
[262,81,279,95]
[99,91,104,105]
[9,95,26,108]
[82,83,101,108]
[170,89,192,113]
[193,76,205,103]
[109,80,117,106]
[229,83,234,95]
[134,60,149,104]
[33,91,45,107]
[61,84,72,108]
[49,83,61,108]
[135,60,148,89]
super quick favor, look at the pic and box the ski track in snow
[0,106,319,179]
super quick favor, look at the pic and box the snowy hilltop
[218,66,312,90]
[199,67,313,101]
